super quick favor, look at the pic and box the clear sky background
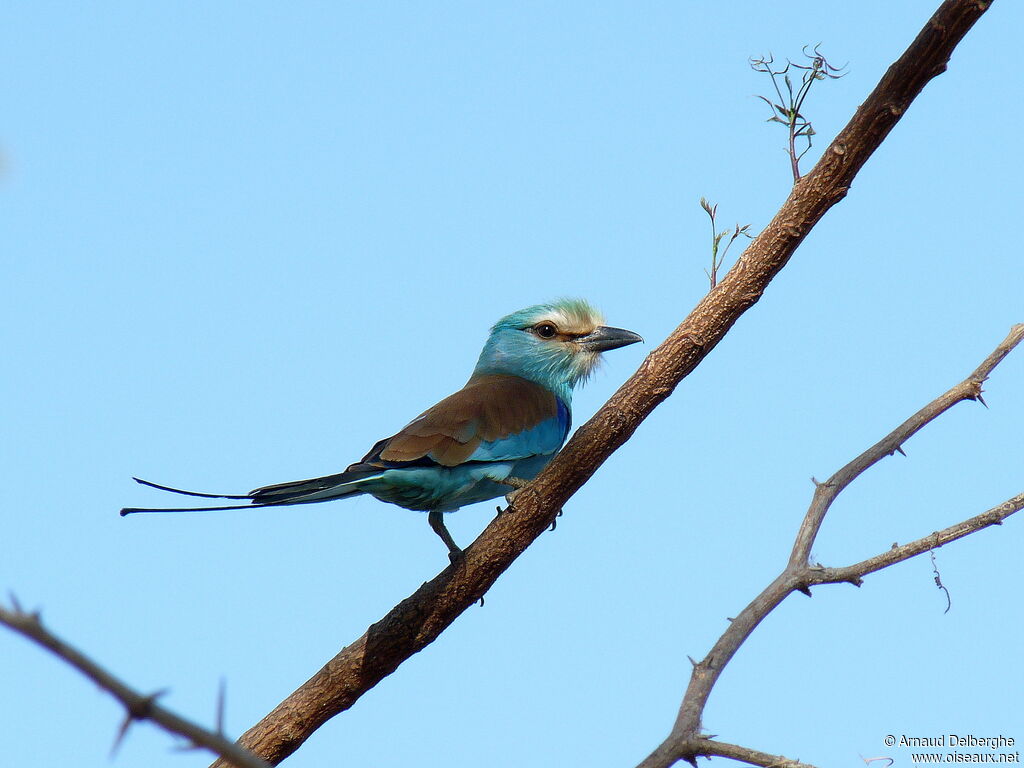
[4,3,1022,767]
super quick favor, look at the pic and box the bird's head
[473,298,642,401]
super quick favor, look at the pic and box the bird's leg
[428,509,463,563]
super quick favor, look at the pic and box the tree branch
[791,323,1024,570]
[813,490,1024,586]
[0,601,269,768]
[646,737,823,768]
[640,325,1021,768]
[212,1,997,765]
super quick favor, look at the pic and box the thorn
[796,585,812,597]
[8,592,22,613]
[976,392,989,409]
[810,476,820,486]
[894,445,906,457]
[495,505,504,516]
[688,655,699,669]
[848,577,864,588]
[477,595,485,607]
[110,714,134,758]
[216,678,226,735]
[110,689,167,758]
[726,616,734,622]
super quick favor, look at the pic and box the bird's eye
[534,323,557,339]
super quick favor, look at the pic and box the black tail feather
[119,499,315,516]
[131,476,251,500]
[122,468,376,517]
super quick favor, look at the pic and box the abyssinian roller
[121,299,642,560]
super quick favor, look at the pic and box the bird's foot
[549,508,564,531]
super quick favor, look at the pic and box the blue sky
[3,3,1022,767]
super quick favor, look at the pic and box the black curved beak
[577,325,644,352]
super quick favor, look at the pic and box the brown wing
[376,374,559,467]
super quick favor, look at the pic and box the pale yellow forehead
[533,306,604,335]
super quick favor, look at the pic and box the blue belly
[364,454,553,513]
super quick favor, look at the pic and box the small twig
[0,602,269,768]
[700,198,752,289]
[751,45,845,182]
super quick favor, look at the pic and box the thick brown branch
[0,602,269,768]
[213,2,995,765]
[641,324,1020,768]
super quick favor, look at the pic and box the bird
[121,299,642,561]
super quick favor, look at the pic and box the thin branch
[641,324,1021,768]
[699,738,821,768]
[0,603,269,768]
[790,323,1024,569]
[645,737,822,768]
[211,2,996,765]
[812,491,1024,586]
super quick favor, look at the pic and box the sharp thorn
[895,445,906,457]
[216,678,226,735]
[110,715,133,758]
